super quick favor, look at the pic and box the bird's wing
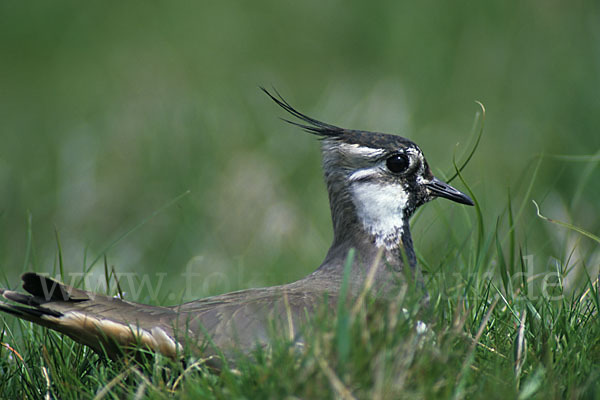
[0,273,180,360]
[0,273,335,362]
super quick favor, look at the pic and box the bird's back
[173,283,337,356]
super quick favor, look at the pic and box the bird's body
[0,90,473,364]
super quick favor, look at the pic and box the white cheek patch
[350,182,408,248]
[348,166,380,182]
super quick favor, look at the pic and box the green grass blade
[336,248,355,367]
[532,200,600,244]
[447,101,486,184]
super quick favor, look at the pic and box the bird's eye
[386,154,410,173]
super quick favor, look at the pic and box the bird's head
[263,89,473,251]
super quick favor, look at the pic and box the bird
[0,89,474,366]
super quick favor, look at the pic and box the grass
[1,150,599,399]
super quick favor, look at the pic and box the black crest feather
[262,87,416,150]
[261,87,345,138]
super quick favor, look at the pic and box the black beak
[426,177,474,206]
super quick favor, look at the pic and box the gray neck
[302,169,417,297]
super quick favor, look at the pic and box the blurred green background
[1,1,599,302]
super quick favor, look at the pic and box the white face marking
[349,148,426,184]
[405,147,420,158]
[348,165,380,182]
[338,143,386,158]
[405,148,428,185]
[416,174,430,185]
[350,181,408,248]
